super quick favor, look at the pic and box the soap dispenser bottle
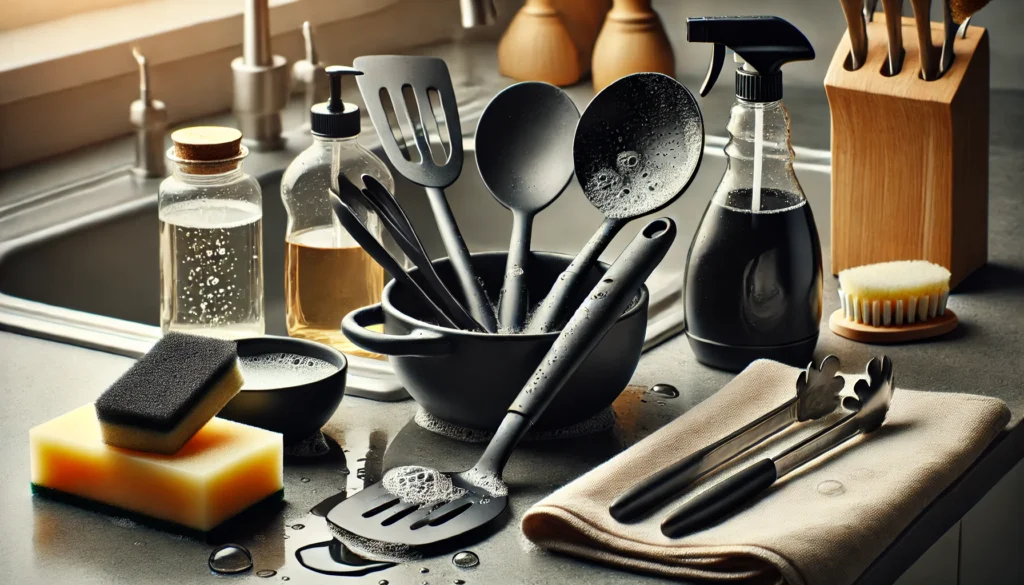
[683,16,822,371]
[281,66,395,357]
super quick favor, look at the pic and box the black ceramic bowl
[219,336,348,440]
[342,251,648,431]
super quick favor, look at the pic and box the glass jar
[159,126,265,338]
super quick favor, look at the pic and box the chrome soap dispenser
[281,66,395,358]
[683,16,823,371]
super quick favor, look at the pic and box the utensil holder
[824,15,989,288]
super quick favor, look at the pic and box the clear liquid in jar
[159,199,265,338]
[285,225,384,358]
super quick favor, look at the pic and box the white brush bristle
[838,260,951,327]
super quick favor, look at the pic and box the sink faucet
[129,48,167,179]
[460,0,497,27]
[231,0,289,151]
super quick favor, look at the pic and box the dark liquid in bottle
[685,188,823,359]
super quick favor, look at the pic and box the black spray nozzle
[313,65,363,138]
[686,16,814,101]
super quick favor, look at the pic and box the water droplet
[209,544,253,574]
[452,551,480,568]
[257,569,277,578]
[300,477,311,483]
[455,581,466,585]
[291,524,305,530]
[421,567,430,574]
[379,581,389,585]
[817,480,846,496]
[650,384,679,399]
[133,541,145,546]
[281,577,290,581]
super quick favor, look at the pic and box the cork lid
[167,126,247,174]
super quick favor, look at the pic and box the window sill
[0,0,397,105]
[0,0,479,170]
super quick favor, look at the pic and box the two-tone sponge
[95,332,244,454]
[838,260,951,326]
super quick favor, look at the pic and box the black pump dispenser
[311,66,362,138]
[686,16,814,102]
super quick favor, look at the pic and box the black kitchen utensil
[341,251,648,431]
[328,218,677,548]
[354,55,497,333]
[610,355,845,523]
[475,81,579,331]
[527,73,704,333]
[219,336,347,440]
[661,356,894,537]
[360,175,483,331]
[330,177,459,329]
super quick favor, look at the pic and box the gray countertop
[2,41,1024,585]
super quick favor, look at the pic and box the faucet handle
[292,21,329,112]
[460,0,497,28]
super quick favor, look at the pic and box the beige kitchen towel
[522,360,1010,585]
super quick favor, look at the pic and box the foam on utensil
[381,466,467,506]
[238,353,337,390]
[414,407,616,443]
[462,467,508,498]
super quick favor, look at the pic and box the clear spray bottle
[683,16,823,371]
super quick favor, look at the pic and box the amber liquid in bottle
[285,226,384,358]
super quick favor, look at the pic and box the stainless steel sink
[0,123,832,400]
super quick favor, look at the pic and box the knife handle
[660,459,778,538]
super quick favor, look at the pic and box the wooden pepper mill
[825,15,989,288]
[497,0,582,86]
[591,0,674,92]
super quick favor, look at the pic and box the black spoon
[326,218,677,549]
[527,73,705,333]
[475,82,579,331]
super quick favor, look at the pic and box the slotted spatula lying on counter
[327,218,678,548]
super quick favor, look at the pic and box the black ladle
[326,218,677,549]
[475,82,579,331]
[527,73,705,333]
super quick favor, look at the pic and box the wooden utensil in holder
[825,15,989,288]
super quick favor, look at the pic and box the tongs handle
[660,459,778,537]
[609,397,797,523]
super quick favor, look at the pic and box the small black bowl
[219,336,348,440]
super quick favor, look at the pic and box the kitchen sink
[0,125,832,399]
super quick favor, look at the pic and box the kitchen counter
[2,41,1024,585]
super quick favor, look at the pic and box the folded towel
[522,359,1009,585]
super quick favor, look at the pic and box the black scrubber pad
[95,332,242,454]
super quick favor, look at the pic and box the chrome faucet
[129,48,167,178]
[459,0,497,28]
[231,0,289,151]
[291,22,328,118]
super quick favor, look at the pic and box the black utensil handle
[609,443,715,523]
[361,176,484,332]
[527,217,625,333]
[475,219,676,478]
[341,304,454,357]
[498,210,533,331]
[425,186,498,333]
[330,193,457,329]
[660,459,779,538]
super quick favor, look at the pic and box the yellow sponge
[30,404,282,536]
[838,260,951,326]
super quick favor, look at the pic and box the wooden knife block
[824,15,989,288]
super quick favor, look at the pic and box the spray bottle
[683,16,823,371]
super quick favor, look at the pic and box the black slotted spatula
[353,55,496,333]
[326,218,678,548]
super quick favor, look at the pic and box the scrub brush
[831,260,958,343]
